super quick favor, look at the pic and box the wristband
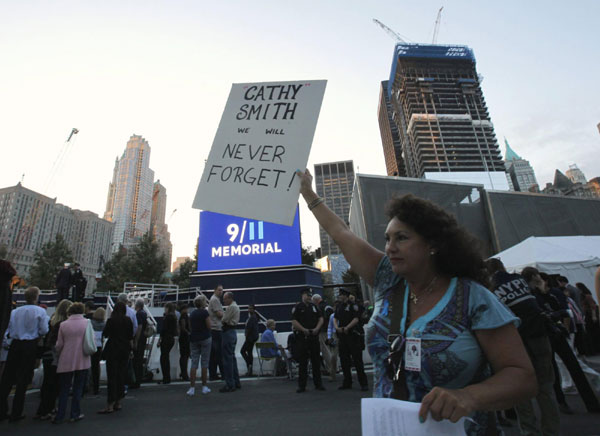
[308,197,324,210]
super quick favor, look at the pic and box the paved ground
[3,366,600,435]
[4,376,370,436]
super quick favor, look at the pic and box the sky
[1,0,599,265]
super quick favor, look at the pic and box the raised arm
[296,169,384,285]
[595,266,600,304]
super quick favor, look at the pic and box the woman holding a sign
[296,169,536,434]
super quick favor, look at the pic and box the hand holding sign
[192,80,327,226]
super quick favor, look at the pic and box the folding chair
[255,342,277,376]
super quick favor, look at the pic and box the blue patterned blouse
[365,256,519,435]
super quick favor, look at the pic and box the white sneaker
[186,387,195,396]
[201,386,211,394]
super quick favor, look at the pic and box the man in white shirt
[0,286,49,422]
[208,285,224,380]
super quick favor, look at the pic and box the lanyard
[388,279,409,339]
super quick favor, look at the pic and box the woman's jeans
[56,369,87,421]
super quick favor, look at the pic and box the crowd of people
[0,264,377,425]
[295,167,600,435]
[0,168,599,434]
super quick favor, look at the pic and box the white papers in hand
[361,398,467,436]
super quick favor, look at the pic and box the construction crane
[7,128,79,271]
[372,19,411,43]
[167,208,177,224]
[44,128,79,194]
[432,7,443,44]
[374,8,444,45]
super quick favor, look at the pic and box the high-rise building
[565,164,587,184]
[151,180,172,266]
[503,138,539,192]
[587,177,600,197]
[314,161,354,256]
[172,256,190,273]
[378,80,406,177]
[104,135,155,252]
[379,43,507,189]
[0,183,113,291]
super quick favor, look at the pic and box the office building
[172,256,190,273]
[566,164,587,184]
[378,43,507,189]
[314,160,354,256]
[542,170,597,198]
[378,80,406,177]
[587,177,600,197]
[104,135,155,251]
[0,183,113,291]
[151,180,172,265]
[504,138,539,192]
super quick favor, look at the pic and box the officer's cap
[300,287,312,296]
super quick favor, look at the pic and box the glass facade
[104,135,155,251]
[314,160,355,256]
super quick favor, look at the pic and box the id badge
[404,338,421,372]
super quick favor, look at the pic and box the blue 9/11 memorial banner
[197,207,302,271]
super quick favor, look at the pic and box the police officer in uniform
[334,288,368,391]
[71,263,87,302]
[349,293,368,351]
[291,288,325,393]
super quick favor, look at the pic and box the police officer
[71,263,87,302]
[349,293,368,351]
[291,288,325,393]
[334,288,368,391]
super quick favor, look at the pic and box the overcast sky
[1,0,599,264]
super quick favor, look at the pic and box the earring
[430,250,435,255]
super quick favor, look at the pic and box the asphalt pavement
[3,367,600,436]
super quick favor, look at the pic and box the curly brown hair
[385,194,489,287]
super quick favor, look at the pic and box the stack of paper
[361,398,467,436]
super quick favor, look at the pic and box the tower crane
[432,7,443,44]
[6,128,79,278]
[374,8,445,45]
[167,209,177,224]
[44,127,80,194]
[372,19,411,43]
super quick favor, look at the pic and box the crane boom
[372,19,409,43]
[432,7,443,44]
[7,128,80,267]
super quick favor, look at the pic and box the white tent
[491,236,600,303]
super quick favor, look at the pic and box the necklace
[409,276,438,305]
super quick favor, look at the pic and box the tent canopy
[492,236,600,302]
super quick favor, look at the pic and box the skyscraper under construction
[378,44,507,187]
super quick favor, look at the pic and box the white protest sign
[192,80,327,226]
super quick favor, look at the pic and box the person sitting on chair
[259,319,283,358]
[258,320,287,375]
